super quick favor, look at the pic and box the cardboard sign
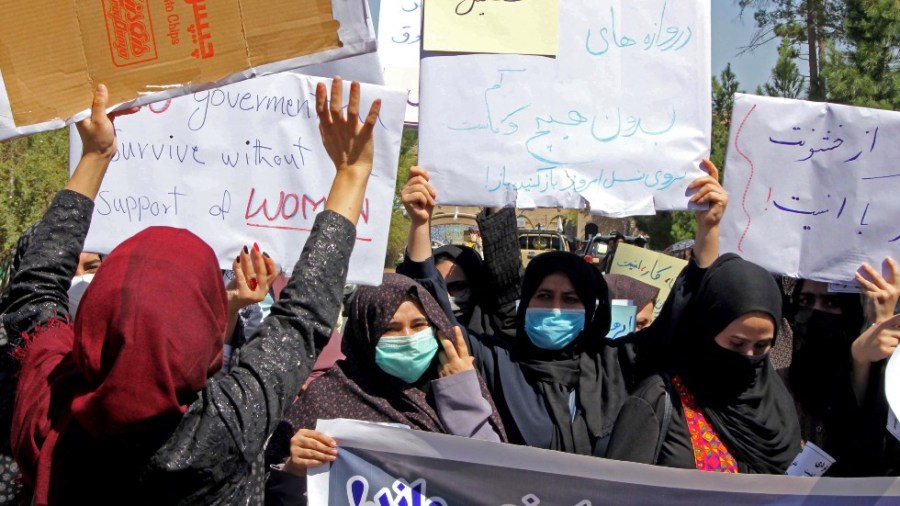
[719,94,900,282]
[418,0,711,216]
[609,243,687,318]
[0,0,376,141]
[423,0,559,56]
[69,74,407,286]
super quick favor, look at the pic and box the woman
[265,274,504,501]
[397,160,728,456]
[606,254,801,474]
[784,261,900,476]
[6,78,381,504]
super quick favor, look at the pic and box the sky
[369,0,781,91]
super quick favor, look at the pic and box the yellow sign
[423,0,559,56]
[609,243,688,318]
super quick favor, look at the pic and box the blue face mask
[524,308,586,350]
[375,327,439,383]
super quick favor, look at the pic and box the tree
[0,129,69,258]
[710,64,742,173]
[822,0,900,109]
[761,37,807,98]
[738,0,844,100]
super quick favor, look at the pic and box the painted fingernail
[263,252,271,258]
[243,245,249,254]
[253,242,260,252]
[235,255,240,263]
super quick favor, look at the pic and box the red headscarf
[12,227,227,504]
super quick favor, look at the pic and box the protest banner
[69,74,406,286]
[607,301,637,339]
[0,0,376,141]
[609,243,687,318]
[308,419,900,505]
[719,94,900,282]
[418,0,710,216]
[377,0,422,123]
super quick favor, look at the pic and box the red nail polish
[253,242,260,252]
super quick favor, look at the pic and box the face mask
[524,308,586,350]
[375,327,439,383]
[68,274,95,317]
[448,294,472,318]
[686,340,767,402]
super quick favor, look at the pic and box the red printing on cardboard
[103,0,158,67]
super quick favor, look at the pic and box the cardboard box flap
[0,0,341,126]
[240,0,342,67]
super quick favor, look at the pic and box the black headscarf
[674,253,800,474]
[434,245,484,323]
[787,280,864,416]
[512,251,622,455]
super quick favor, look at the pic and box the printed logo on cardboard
[103,0,159,67]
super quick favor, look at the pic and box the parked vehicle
[517,230,571,266]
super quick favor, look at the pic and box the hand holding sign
[226,244,277,314]
[284,428,338,477]
[401,166,437,226]
[689,159,728,268]
[438,326,475,378]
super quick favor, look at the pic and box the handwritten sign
[719,94,900,282]
[419,0,710,216]
[607,301,637,339]
[377,0,422,123]
[423,0,559,56]
[609,243,687,318]
[69,74,406,286]
[786,442,835,477]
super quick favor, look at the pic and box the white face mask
[68,273,95,317]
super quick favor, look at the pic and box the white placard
[720,94,900,282]
[377,0,422,123]
[786,442,835,477]
[69,74,406,286]
[887,346,900,435]
[418,0,711,216]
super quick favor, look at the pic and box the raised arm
[2,85,134,336]
[142,78,382,499]
[688,159,728,268]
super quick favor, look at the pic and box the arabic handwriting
[585,2,692,57]
[768,124,880,163]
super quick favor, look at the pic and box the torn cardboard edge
[0,0,374,142]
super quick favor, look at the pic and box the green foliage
[385,127,419,267]
[761,38,807,98]
[0,129,69,256]
[634,211,696,251]
[710,64,742,174]
[822,0,900,109]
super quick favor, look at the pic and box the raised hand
[401,166,437,226]
[856,257,900,324]
[226,244,277,314]
[688,159,728,230]
[437,326,475,378]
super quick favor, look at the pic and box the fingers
[359,98,381,140]
[855,271,880,293]
[91,84,109,123]
[250,245,266,291]
[316,82,332,128]
[262,254,278,285]
[295,428,338,450]
[860,263,890,291]
[347,81,360,124]
[887,257,900,286]
[408,166,430,180]
[452,326,470,359]
[438,330,459,361]
[109,106,140,120]
[403,182,437,207]
[233,249,248,286]
[329,76,344,125]
[700,159,719,181]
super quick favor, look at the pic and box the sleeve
[142,210,355,500]
[431,369,502,442]
[476,208,522,309]
[264,466,308,506]
[1,190,93,337]
[605,378,667,465]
